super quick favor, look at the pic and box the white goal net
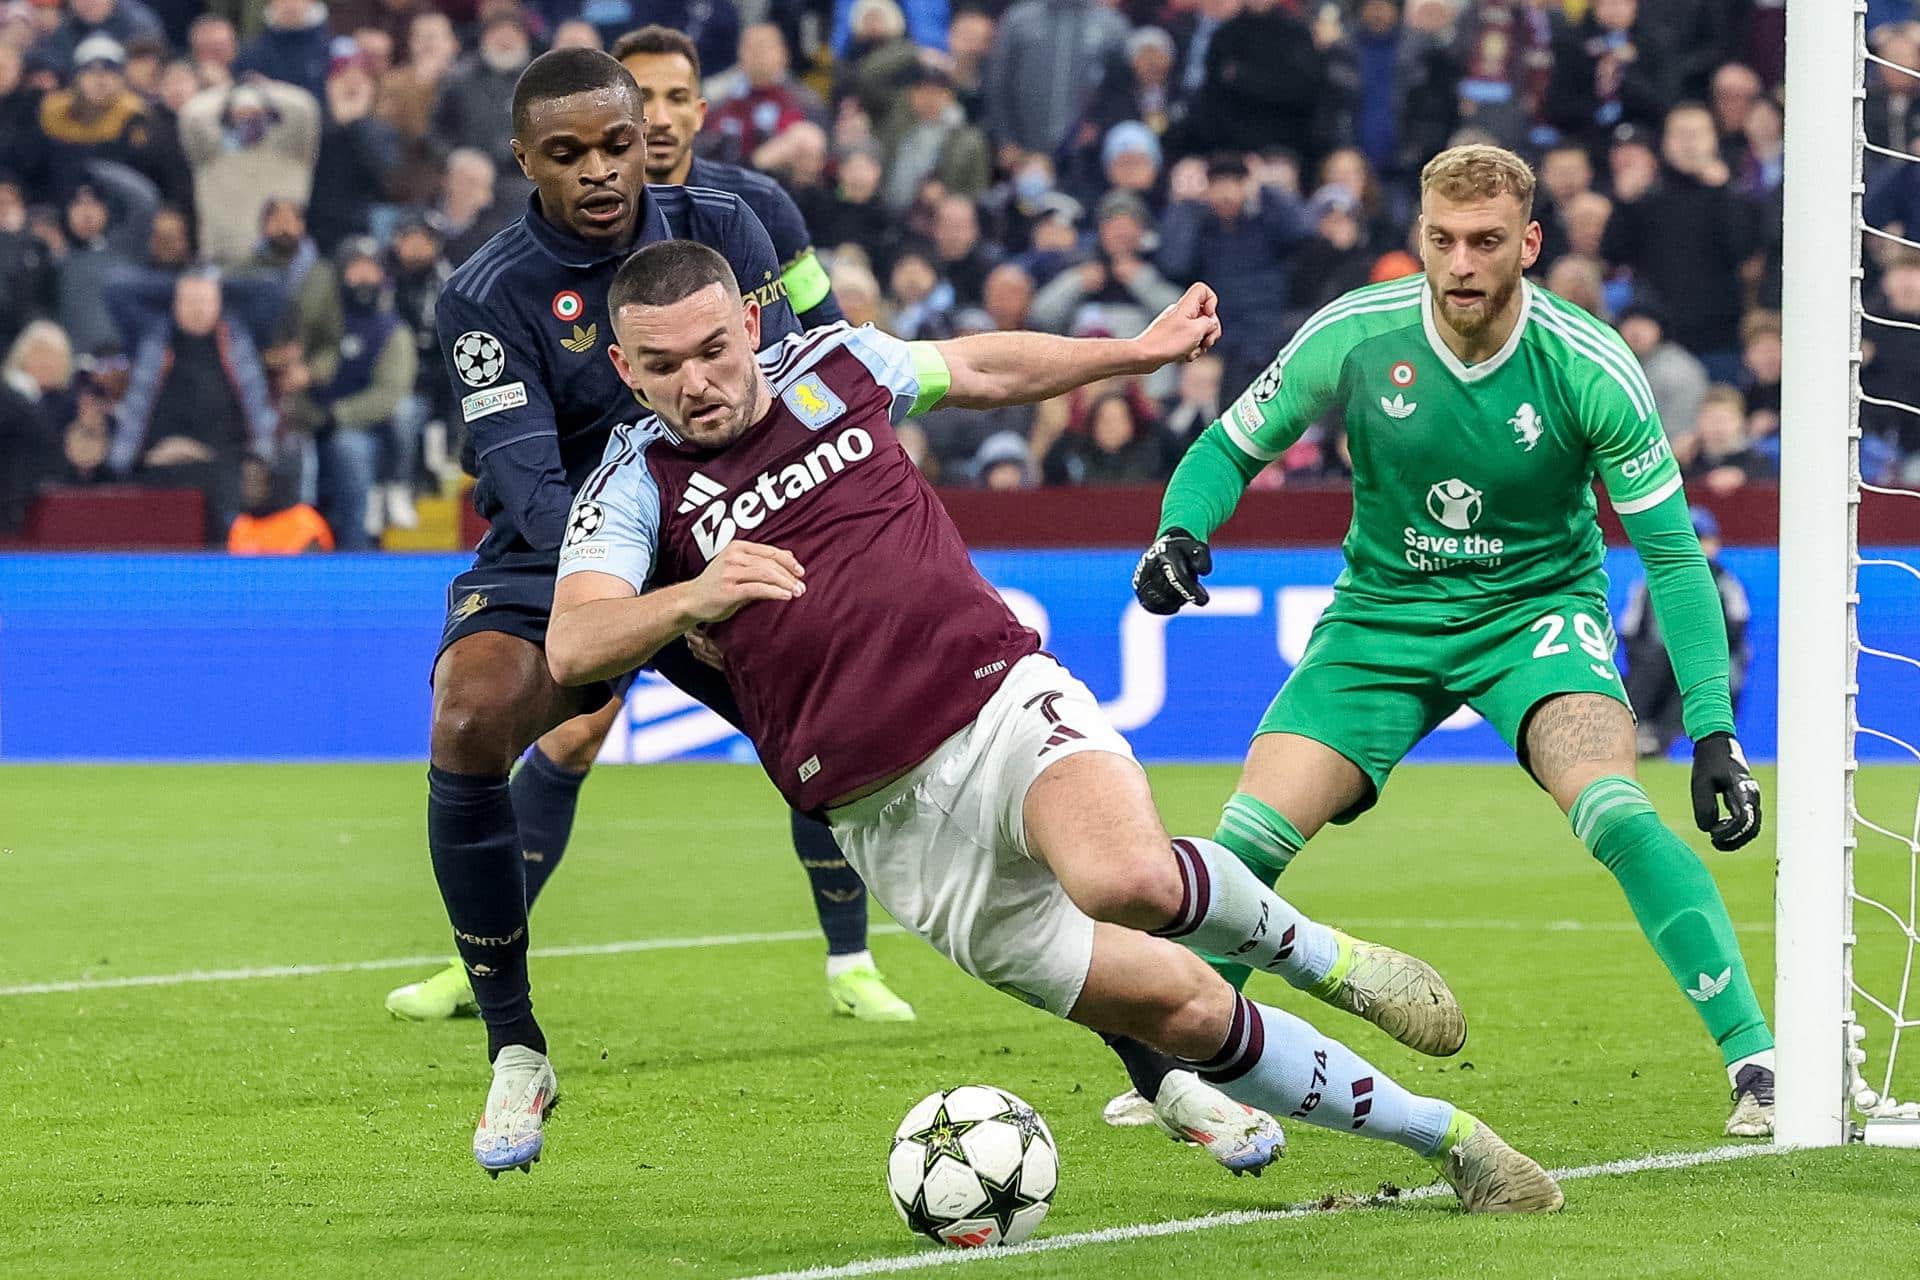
[1777,0,1920,1147]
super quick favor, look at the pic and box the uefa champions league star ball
[886,1086,1059,1248]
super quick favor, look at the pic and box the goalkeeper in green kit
[1129,144,1774,1138]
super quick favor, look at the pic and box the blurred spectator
[969,429,1033,489]
[294,237,414,549]
[1158,349,1221,469]
[1546,0,1668,150]
[1345,0,1403,177]
[1617,300,1707,453]
[378,10,455,208]
[1452,0,1558,152]
[983,0,1126,157]
[928,193,997,305]
[1095,122,1165,216]
[52,168,156,354]
[179,79,320,264]
[58,389,116,486]
[437,146,509,266]
[813,148,894,266]
[1683,384,1773,494]
[831,0,947,60]
[1533,141,1593,265]
[123,33,167,96]
[1394,0,1463,175]
[829,255,887,328]
[880,64,988,213]
[1735,94,1783,197]
[1288,182,1374,316]
[308,42,400,250]
[431,5,532,188]
[388,213,449,491]
[145,202,194,270]
[1083,25,1177,145]
[187,14,238,86]
[30,34,191,208]
[551,19,601,50]
[1032,189,1179,339]
[111,270,276,541]
[2,318,75,415]
[1043,389,1164,485]
[571,0,738,75]
[1709,62,1762,166]
[980,260,1033,331]
[36,0,165,76]
[0,176,58,351]
[707,23,825,166]
[1544,252,1605,319]
[1603,104,1757,380]
[838,0,920,125]
[944,7,993,122]
[0,324,63,531]
[1622,505,1750,757]
[1738,308,1781,432]
[234,0,332,99]
[1159,152,1309,397]
[1866,23,1920,168]
[245,197,341,359]
[1862,253,1920,474]
[0,43,35,182]
[227,452,333,551]
[886,243,954,339]
[1177,0,1327,166]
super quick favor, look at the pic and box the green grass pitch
[6,762,1919,1278]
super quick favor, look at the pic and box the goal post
[1774,0,1861,1148]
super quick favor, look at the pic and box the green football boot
[826,962,916,1021]
[386,959,480,1020]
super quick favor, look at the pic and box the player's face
[1418,190,1540,341]
[610,283,767,447]
[621,52,707,185]
[514,87,643,244]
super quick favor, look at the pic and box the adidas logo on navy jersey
[686,426,877,561]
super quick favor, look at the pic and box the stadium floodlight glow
[1778,0,1920,1149]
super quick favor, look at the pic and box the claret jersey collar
[521,188,672,268]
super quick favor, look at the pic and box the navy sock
[1099,1033,1182,1103]
[511,746,589,910]
[427,766,544,1060]
[791,810,867,956]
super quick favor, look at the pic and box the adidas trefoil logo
[561,322,598,353]
[1687,968,1732,1002]
[1379,392,1417,419]
[676,471,726,515]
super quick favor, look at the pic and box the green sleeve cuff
[782,250,833,317]
[906,341,951,416]
[1620,490,1737,739]
[1159,421,1267,540]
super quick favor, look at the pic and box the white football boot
[1149,1070,1287,1176]
[473,1044,559,1177]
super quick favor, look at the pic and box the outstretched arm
[931,284,1221,410]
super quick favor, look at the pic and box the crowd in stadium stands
[1,0,1918,548]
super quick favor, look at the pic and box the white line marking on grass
[0,916,1773,998]
[742,1143,1792,1280]
[0,924,910,997]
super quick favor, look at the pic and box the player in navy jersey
[613,25,841,330]
[519,240,1565,1213]
[416,52,917,1173]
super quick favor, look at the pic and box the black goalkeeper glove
[1132,528,1212,615]
[1691,731,1763,852]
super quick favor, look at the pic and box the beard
[673,363,762,447]
[1430,268,1519,341]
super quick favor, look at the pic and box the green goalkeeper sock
[1209,793,1308,990]
[1572,776,1774,1066]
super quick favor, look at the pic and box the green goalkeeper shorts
[1257,590,1632,821]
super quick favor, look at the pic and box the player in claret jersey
[1132,144,1774,1138]
[534,238,1563,1214]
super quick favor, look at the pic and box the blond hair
[1420,144,1537,218]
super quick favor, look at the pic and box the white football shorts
[825,653,1135,1017]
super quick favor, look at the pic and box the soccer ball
[452,331,505,387]
[886,1085,1058,1248]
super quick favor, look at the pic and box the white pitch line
[742,1143,1793,1280]
[0,924,909,997]
[0,916,1774,999]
